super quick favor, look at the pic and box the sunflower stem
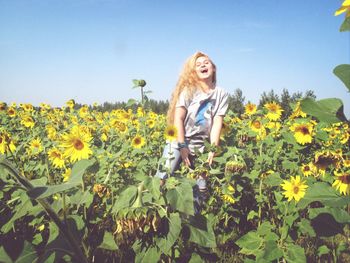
[0,159,89,263]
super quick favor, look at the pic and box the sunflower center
[293,186,299,194]
[253,121,261,129]
[73,139,84,150]
[134,138,141,145]
[296,126,310,135]
[0,137,3,144]
[340,174,350,184]
[304,166,310,171]
[168,130,175,137]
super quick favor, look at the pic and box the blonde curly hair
[166,51,217,125]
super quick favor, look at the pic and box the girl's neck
[199,80,215,94]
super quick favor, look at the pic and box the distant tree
[228,88,245,115]
[258,89,280,108]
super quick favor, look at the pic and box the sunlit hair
[166,51,216,125]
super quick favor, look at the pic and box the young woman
[156,51,229,207]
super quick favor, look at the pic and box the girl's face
[195,56,214,81]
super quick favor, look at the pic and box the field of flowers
[0,96,349,263]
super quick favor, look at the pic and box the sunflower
[314,151,341,172]
[290,101,307,119]
[301,163,316,177]
[264,102,283,121]
[21,115,35,128]
[22,103,34,112]
[29,138,43,155]
[46,125,57,140]
[244,103,257,115]
[131,135,146,149]
[250,119,266,140]
[164,125,178,142]
[62,168,71,182]
[280,176,308,202]
[79,105,89,118]
[332,170,350,195]
[221,194,235,204]
[289,122,314,145]
[60,126,93,163]
[335,0,350,18]
[0,132,16,154]
[7,107,16,117]
[0,102,6,111]
[110,119,128,133]
[343,159,350,168]
[48,148,65,168]
[341,131,349,144]
[146,119,156,128]
[66,99,75,109]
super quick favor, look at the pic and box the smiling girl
[156,51,229,210]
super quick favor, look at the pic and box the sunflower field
[0,95,349,263]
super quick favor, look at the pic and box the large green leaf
[27,159,95,199]
[144,176,161,200]
[15,241,37,263]
[340,16,350,32]
[309,207,350,224]
[300,98,343,123]
[298,182,350,208]
[187,215,216,248]
[112,185,137,213]
[236,231,263,255]
[157,213,181,254]
[99,232,117,251]
[256,240,283,262]
[283,244,306,263]
[297,218,316,237]
[0,246,13,263]
[166,182,194,215]
[333,64,350,92]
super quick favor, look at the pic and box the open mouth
[200,68,208,73]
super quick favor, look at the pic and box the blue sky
[1,0,349,117]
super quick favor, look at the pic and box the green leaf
[258,240,283,262]
[27,159,94,199]
[317,245,330,256]
[15,241,37,263]
[236,231,263,254]
[300,98,342,123]
[0,246,13,263]
[298,182,350,209]
[264,172,282,187]
[99,232,117,251]
[257,222,273,236]
[126,99,137,107]
[1,197,34,233]
[333,64,350,92]
[297,218,316,237]
[68,159,95,185]
[157,213,181,254]
[189,253,202,263]
[134,246,161,263]
[187,215,216,248]
[166,182,194,215]
[284,244,306,263]
[144,176,161,200]
[308,207,350,224]
[112,185,137,213]
[340,16,350,32]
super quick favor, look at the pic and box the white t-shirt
[174,86,229,153]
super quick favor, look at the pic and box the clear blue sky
[1,0,349,117]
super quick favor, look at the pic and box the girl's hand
[180,147,191,166]
[207,151,215,166]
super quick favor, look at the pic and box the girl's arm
[208,115,224,165]
[174,107,191,166]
